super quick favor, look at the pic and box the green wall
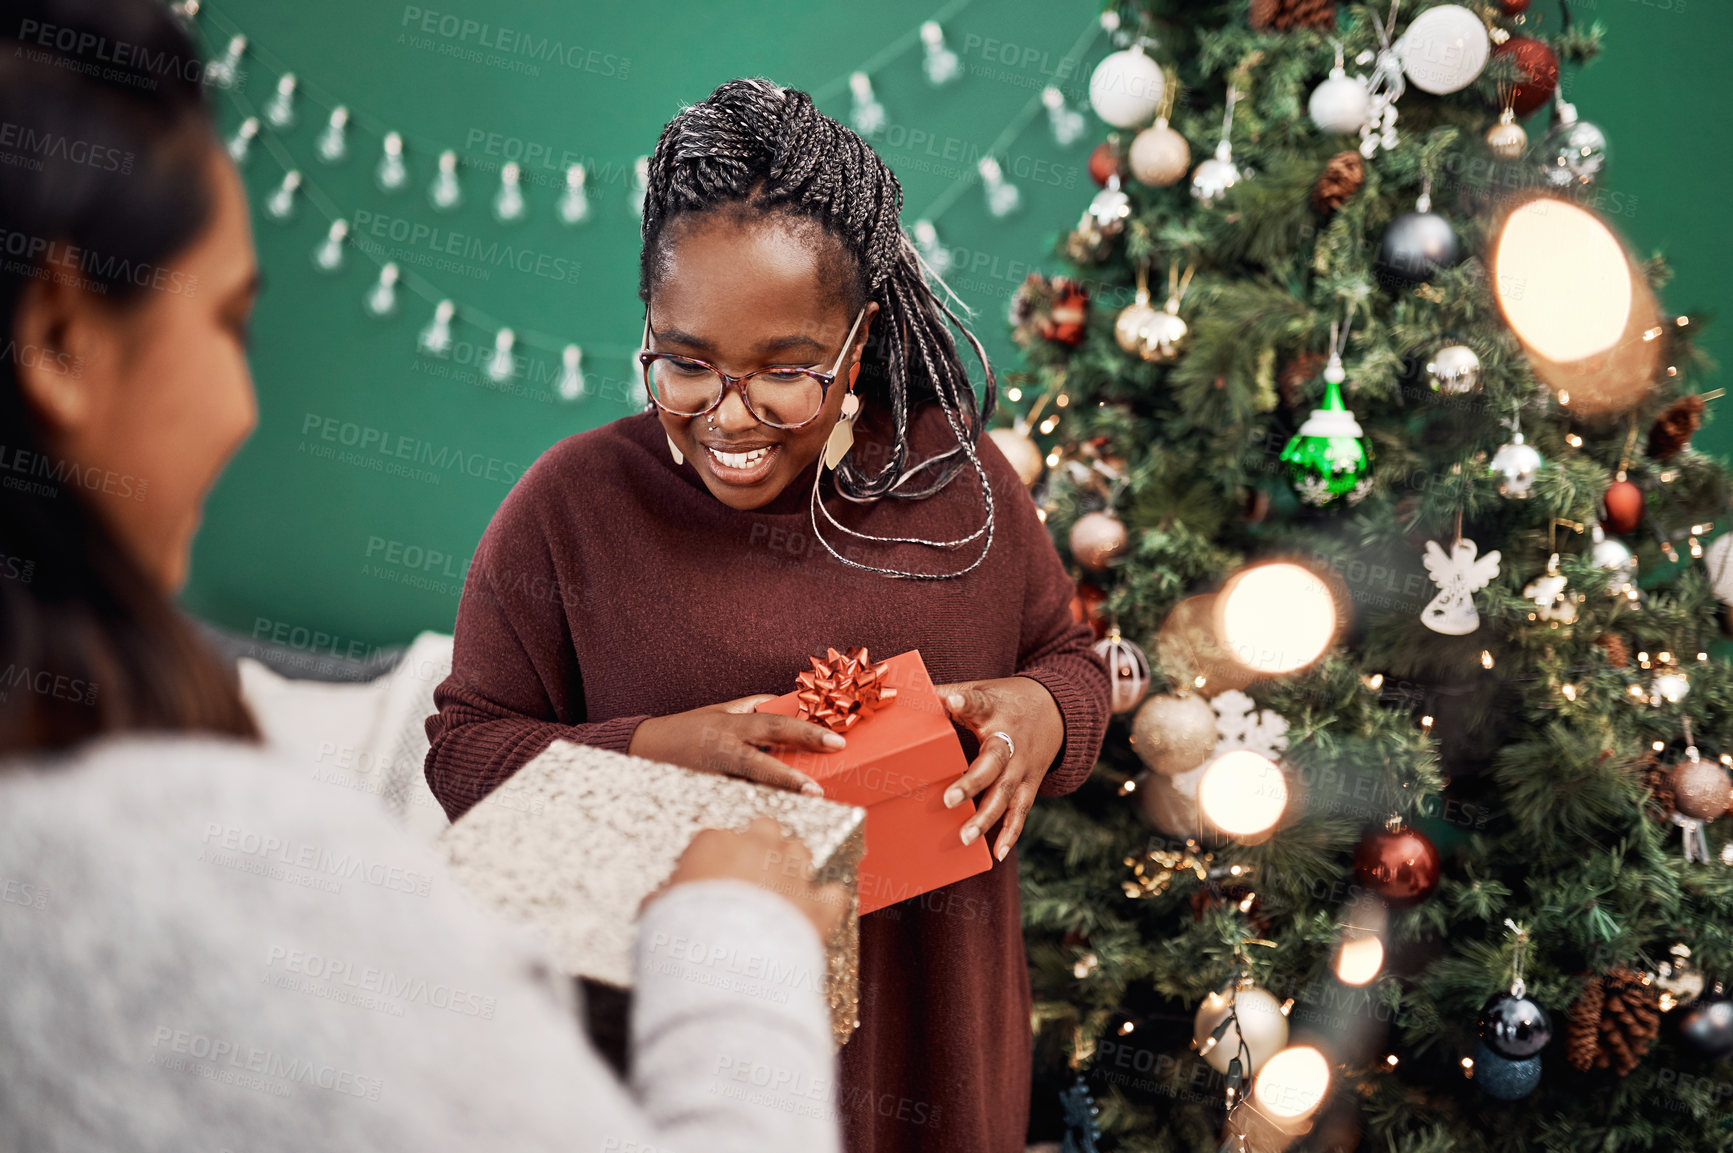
[183,0,1733,652]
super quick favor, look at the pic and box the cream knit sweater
[0,733,840,1153]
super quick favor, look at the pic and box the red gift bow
[793,646,900,733]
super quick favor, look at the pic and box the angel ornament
[1421,538,1501,635]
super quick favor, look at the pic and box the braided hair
[638,77,997,504]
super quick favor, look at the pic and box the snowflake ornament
[1210,689,1289,761]
[1523,570,1579,624]
[1421,537,1502,635]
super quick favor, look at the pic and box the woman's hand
[626,693,848,797]
[932,676,1064,862]
[649,816,850,942]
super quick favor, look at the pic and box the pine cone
[1280,351,1328,408]
[1567,973,1604,1072]
[1595,633,1629,668]
[1647,394,1706,461]
[1600,967,1661,1075]
[1643,756,1675,821]
[1251,0,1337,31]
[1312,150,1364,213]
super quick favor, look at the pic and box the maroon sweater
[425,401,1110,1153]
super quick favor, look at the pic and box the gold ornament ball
[1070,511,1129,571]
[1139,310,1189,363]
[1128,121,1191,186]
[1672,757,1733,821]
[1115,300,1161,354]
[1131,691,1216,776]
[987,427,1044,487]
[1485,118,1527,160]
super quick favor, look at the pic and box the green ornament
[1280,360,1371,507]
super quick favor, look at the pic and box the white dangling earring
[666,432,684,465]
[823,392,861,470]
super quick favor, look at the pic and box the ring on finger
[987,730,1016,760]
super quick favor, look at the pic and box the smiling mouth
[707,444,775,469]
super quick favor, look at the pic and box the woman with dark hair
[0,3,847,1150]
[424,77,1113,1153]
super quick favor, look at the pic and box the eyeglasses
[637,304,867,430]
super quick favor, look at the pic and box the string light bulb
[429,150,462,211]
[920,21,961,85]
[1252,1045,1331,1132]
[979,155,1021,218]
[1215,562,1338,675]
[206,33,246,89]
[848,72,887,135]
[263,72,297,129]
[558,163,591,225]
[487,327,516,383]
[227,116,259,165]
[417,300,455,357]
[1043,86,1086,146]
[364,263,399,318]
[312,219,346,273]
[316,106,350,164]
[912,219,953,275]
[263,170,300,222]
[557,344,586,402]
[493,161,526,223]
[631,155,650,218]
[376,131,408,192]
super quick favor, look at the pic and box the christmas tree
[1004,3,1733,1150]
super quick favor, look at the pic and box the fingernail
[960,826,978,846]
[995,842,1009,862]
[803,782,824,797]
[943,789,962,809]
[823,733,846,749]
[946,693,964,709]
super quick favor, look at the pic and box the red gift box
[754,648,993,915]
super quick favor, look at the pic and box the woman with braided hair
[426,77,1112,1153]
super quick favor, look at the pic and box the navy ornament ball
[1473,1040,1542,1100]
[1481,992,1552,1059]
[1675,994,1733,1061]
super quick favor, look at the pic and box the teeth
[709,445,772,470]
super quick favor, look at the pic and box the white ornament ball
[1702,532,1733,605]
[1486,114,1528,161]
[987,426,1044,487]
[1089,48,1165,129]
[1092,631,1152,714]
[1191,150,1240,205]
[1139,310,1189,363]
[1128,121,1190,186]
[1131,692,1217,776]
[1308,68,1372,135]
[1427,345,1481,393]
[1490,437,1543,499]
[1194,986,1290,1075]
[1115,300,1161,354]
[1136,773,1200,839]
[1397,4,1492,95]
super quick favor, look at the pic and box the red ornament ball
[1499,0,1530,13]
[1353,824,1441,905]
[1495,37,1559,118]
[1601,479,1645,535]
[1088,142,1122,188]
